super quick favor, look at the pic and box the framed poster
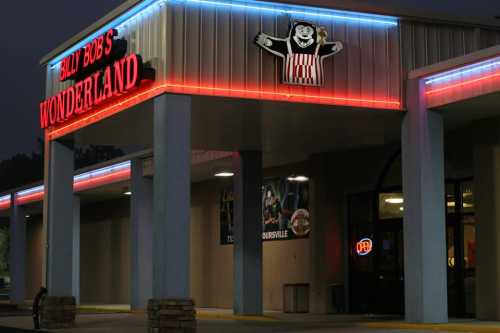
[220,177,310,245]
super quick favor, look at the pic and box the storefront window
[462,181,474,213]
[463,215,476,269]
[379,193,403,219]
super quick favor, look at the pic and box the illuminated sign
[356,238,373,256]
[255,21,343,87]
[40,29,155,130]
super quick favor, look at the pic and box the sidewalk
[1,306,500,333]
[361,320,500,333]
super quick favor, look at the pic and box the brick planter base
[148,299,196,333]
[40,296,76,329]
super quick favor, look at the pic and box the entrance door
[373,220,404,314]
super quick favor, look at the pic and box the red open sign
[356,238,373,256]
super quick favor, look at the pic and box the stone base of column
[148,299,196,333]
[40,296,76,329]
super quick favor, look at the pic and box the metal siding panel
[346,22,361,101]
[185,6,201,85]
[216,9,231,88]
[45,3,403,111]
[246,13,261,91]
[360,23,375,102]
[231,10,245,88]
[200,8,216,86]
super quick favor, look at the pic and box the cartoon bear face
[291,22,317,49]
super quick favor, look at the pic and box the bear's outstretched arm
[255,32,288,58]
[318,41,343,57]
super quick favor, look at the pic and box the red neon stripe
[46,81,402,140]
[0,202,10,211]
[14,169,131,205]
[426,72,500,95]
[74,168,131,192]
[16,192,44,205]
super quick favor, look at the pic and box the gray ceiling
[277,0,500,27]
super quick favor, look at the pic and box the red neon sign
[356,238,373,256]
[45,81,401,140]
[41,27,155,131]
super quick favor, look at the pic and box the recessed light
[215,172,234,178]
[25,215,30,219]
[124,191,132,196]
[288,175,309,182]
[385,198,403,204]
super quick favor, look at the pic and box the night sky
[0,0,126,160]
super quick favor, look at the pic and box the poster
[220,177,310,245]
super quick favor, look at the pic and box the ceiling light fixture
[215,172,234,178]
[385,197,404,204]
[288,175,309,182]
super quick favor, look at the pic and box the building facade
[2,0,500,328]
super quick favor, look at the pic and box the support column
[9,200,26,305]
[233,151,263,316]
[474,145,500,320]
[130,159,153,310]
[402,78,447,323]
[42,140,76,329]
[72,196,80,305]
[149,94,195,333]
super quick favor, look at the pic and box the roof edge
[39,0,143,65]
[409,44,500,80]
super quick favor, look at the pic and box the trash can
[283,283,309,313]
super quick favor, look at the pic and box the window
[379,193,403,219]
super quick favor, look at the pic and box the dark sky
[0,0,126,160]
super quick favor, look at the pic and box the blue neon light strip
[0,195,11,203]
[73,160,131,182]
[49,0,397,66]
[15,160,132,201]
[425,56,500,85]
[16,185,44,197]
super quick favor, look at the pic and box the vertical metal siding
[401,20,500,74]
[164,3,402,107]
[45,2,169,99]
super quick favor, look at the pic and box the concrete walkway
[0,308,499,333]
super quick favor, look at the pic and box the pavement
[0,308,499,333]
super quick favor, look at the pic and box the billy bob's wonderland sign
[39,29,155,130]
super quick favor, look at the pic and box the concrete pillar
[9,200,26,305]
[130,159,153,310]
[43,140,76,329]
[401,78,447,323]
[149,94,195,332]
[474,145,500,320]
[46,140,75,296]
[153,93,191,299]
[233,151,263,316]
[73,196,80,305]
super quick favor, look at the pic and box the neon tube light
[178,0,398,25]
[73,161,131,192]
[46,81,402,140]
[426,72,500,96]
[0,195,11,211]
[425,57,500,85]
[48,0,397,66]
[14,161,132,205]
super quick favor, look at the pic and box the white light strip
[73,160,131,182]
[0,195,11,202]
[16,185,44,197]
[15,160,132,200]
[425,58,500,85]
[49,0,397,66]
